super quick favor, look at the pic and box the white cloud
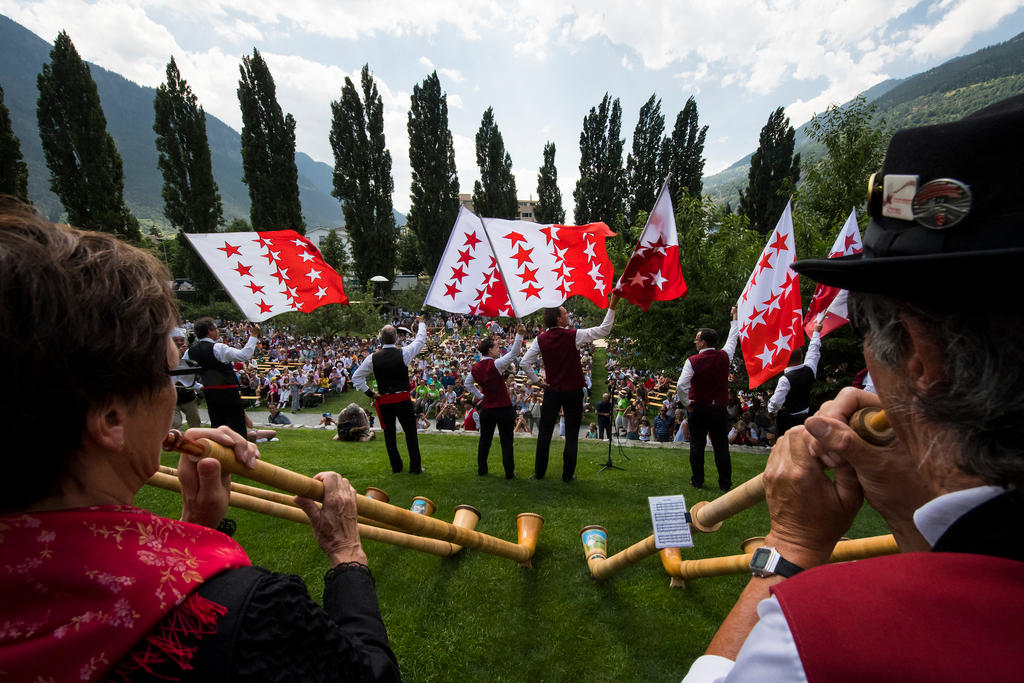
[438,67,465,83]
[419,56,435,70]
[447,93,464,109]
[905,0,1023,60]
[621,55,633,71]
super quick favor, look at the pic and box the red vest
[471,357,511,409]
[537,327,585,391]
[772,552,1024,683]
[687,349,729,406]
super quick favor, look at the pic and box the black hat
[792,94,1024,307]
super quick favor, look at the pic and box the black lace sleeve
[230,567,400,682]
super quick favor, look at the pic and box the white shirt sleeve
[676,359,694,406]
[352,355,375,393]
[464,371,484,401]
[522,338,542,384]
[804,330,822,376]
[681,596,805,683]
[574,309,615,346]
[402,322,428,365]
[767,376,791,415]
[722,320,740,362]
[213,336,258,363]
[494,333,524,373]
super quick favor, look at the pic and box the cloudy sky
[3,0,1023,219]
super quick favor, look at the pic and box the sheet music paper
[648,494,693,549]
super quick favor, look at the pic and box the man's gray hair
[380,325,398,345]
[849,292,1024,490]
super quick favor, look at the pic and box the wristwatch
[749,546,804,578]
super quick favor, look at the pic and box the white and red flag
[424,208,616,317]
[615,179,687,310]
[803,209,864,338]
[737,202,803,388]
[185,230,348,322]
[423,208,514,317]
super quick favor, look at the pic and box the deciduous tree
[660,96,707,203]
[738,106,800,234]
[625,94,664,226]
[574,93,625,228]
[472,107,518,220]
[534,141,565,224]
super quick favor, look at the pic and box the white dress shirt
[522,309,615,384]
[676,321,740,406]
[352,323,427,393]
[465,334,524,401]
[767,330,823,415]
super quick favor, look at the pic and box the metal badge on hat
[911,179,972,229]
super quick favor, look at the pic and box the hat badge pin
[911,178,972,229]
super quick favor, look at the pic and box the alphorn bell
[146,470,475,556]
[163,430,544,567]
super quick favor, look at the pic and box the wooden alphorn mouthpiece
[849,407,894,446]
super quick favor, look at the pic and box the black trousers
[597,415,611,441]
[478,405,516,477]
[535,389,584,481]
[204,387,248,439]
[380,400,421,473]
[776,411,808,438]
[688,404,732,489]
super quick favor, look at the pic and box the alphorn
[658,534,898,582]
[146,470,478,557]
[163,430,544,567]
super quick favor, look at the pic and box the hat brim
[792,248,1024,304]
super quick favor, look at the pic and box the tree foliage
[0,82,28,202]
[330,64,397,291]
[472,107,518,220]
[318,229,350,277]
[625,94,665,227]
[800,96,888,226]
[238,49,304,233]
[534,141,564,224]
[407,71,460,276]
[36,31,139,239]
[396,228,422,274]
[738,106,801,234]
[153,57,223,234]
[574,93,625,229]
[661,96,708,203]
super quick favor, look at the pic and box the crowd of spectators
[179,311,772,449]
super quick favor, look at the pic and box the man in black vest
[352,317,427,473]
[185,317,259,438]
[677,307,739,491]
[522,293,619,482]
[768,317,823,437]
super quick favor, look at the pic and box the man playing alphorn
[353,317,427,473]
[684,95,1024,682]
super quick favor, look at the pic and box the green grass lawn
[139,431,889,682]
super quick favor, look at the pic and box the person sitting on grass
[585,423,598,439]
[267,401,291,425]
[638,417,651,442]
[333,403,375,442]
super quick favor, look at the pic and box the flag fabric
[185,230,348,322]
[423,208,514,317]
[737,202,803,388]
[424,208,616,317]
[482,217,615,317]
[803,209,864,338]
[615,179,687,310]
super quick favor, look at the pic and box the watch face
[751,548,771,570]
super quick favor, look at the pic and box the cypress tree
[330,64,396,290]
[36,31,139,239]
[153,57,223,234]
[534,141,565,224]
[0,82,29,202]
[471,107,518,220]
[238,49,304,233]
[661,96,708,203]
[738,106,801,234]
[407,71,459,275]
[573,93,625,227]
[625,93,665,225]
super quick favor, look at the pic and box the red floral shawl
[0,506,250,682]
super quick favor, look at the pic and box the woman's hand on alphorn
[295,472,368,568]
[178,426,258,527]
[804,387,930,551]
[763,426,863,570]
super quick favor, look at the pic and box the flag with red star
[185,230,348,321]
[736,202,803,388]
[615,179,687,310]
[423,208,514,317]
[481,216,615,317]
[803,209,863,338]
